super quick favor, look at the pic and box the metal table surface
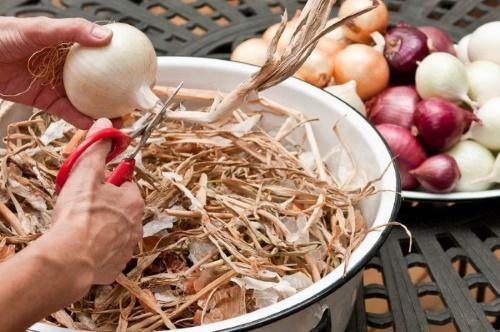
[1,1,499,331]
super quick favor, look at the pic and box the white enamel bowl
[28,57,400,332]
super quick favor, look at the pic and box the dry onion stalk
[0,0,403,330]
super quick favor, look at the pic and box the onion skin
[384,24,430,79]
[376,124,427,190]
[231,38,269,67]
[333,44,390,100]
[414,97,476,152]
[418,26,456,55]
[367,86,419,128]
[410,154,460,193]
[338,0,389,44]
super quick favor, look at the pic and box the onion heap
[230,9,500,195]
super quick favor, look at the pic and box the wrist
[32,228,95,299]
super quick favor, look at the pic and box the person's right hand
[49,118,144,285]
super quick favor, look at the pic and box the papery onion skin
[325,80,366,116]
[231,38,269,67]
[447,140,495,192]
[468,21,500,65]
[384,24,430,78]
[367,85,419,128]
[64,23,159,119]
[338,0,389,44]
[417,26,456,55]
[376,124,427,190]
[333,44,390,100]
[410,154,460,193]
[414,97,476,152]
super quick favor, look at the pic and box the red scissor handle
[55,128,132,194]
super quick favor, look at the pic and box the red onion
[414,97,478,152]
[384,23,430,79]
[417,26,456,55]
[376,124,427,190]
[410,154,460,193]
[367,86,420,129]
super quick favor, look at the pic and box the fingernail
[94,118,112,128]
[91,25,112,39]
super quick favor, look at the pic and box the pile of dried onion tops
[0,86,390,330]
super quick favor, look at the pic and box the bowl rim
[30,56,401,332]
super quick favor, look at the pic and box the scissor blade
[128,82,183,159]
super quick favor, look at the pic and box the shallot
[333,44,389,100]
[338,0,388,44]
[468,21,500,65]
[447,140,495,192]
[231,38,269,67]
[63,23,160,119]
[366,85,419,128]
[415,52,474,107]
[466,61,500,107]
[467,98,500,150]
[376,124,427,190]
[384,23,429,79]
[414,97,476,151]
[410,154,460,193]
[417,26,456,55]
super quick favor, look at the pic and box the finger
[111,117,123,129]
[65,118,113,185]
[23,17,112,47]
[37,90,94,129]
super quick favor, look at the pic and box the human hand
[0,16,114,129]
[50,118,144,285]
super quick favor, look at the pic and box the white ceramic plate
[402,189,500,202]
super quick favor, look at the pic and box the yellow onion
[338,0,388,44]
[294,48,334,87]
[332,44,389,100]
[230,38,269,67]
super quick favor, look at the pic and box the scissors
[55,82,183,194]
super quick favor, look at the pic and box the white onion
[230,38,269,67]
[415,52,473,106]
[455,34,471,63]
[447,140,495,192]
[63,23,160,119]
[468,97,500,150]
[324,81,366,116]
[468,21,500,65]
[466,61,500,106]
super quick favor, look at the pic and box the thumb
[65,118,113,186]
[23,17,113,47]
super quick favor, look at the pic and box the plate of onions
[369,19,500,202]
[229,0,500,202]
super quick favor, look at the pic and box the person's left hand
[0,16,113,129]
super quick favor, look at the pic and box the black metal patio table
[1,1,499,331]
